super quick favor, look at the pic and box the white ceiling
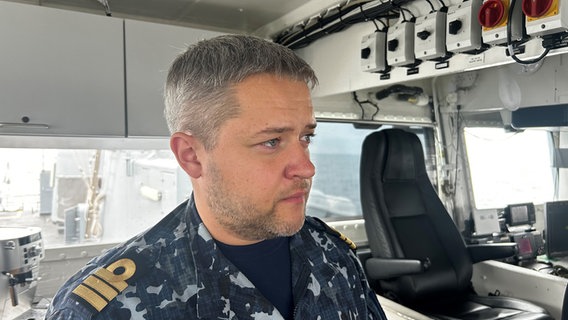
[3,0,324,35]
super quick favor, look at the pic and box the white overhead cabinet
[0,2,125,136]
[124,20,223,137]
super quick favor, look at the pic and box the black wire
[275,0,414,49]
[401,7,416,21]
[360,5,380,31]
[437,0,446,9]
[96,0,112,16]
[395,1,408,22]
[376,18,388,31]
[353,92,367,119]
[337,6,347,29]
[390,0,415,22]
[372,19,380,31]
[285,12,397,49]
[274,2,362,46]
[353,92,380,120]
[425,0,436,13]
[507,0,549,65]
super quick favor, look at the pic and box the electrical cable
[376,18,388,31]
[400,6,416,22]
[274,0,414,49]
[274,1,364,47]
[507,0,549,65]
[425,0,436,13]
[375,84,423,100]
[359,5,380,31]
[95,0,112,16]
[394,1,408,22]
[389,0,416,22]
[353,92,380,120]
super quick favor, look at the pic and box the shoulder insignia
[309,217,357,251]
[335,228,357,251]
[71,258,137,312]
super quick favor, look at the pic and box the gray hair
[164,34,318,150]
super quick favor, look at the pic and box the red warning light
[478,0,506,28]
[522,0,554,18]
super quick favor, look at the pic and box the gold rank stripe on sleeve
[71,258,137,312]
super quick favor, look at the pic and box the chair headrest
[381,129,426,182]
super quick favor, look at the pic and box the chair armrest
[365,257,427,280]
[467,243,517,263]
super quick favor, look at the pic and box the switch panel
[361,31,387,73]
[446,0,484,53]
[524,0,568,37]
[387,21,415,67]
[480,0,523,45]
[415,10,447,60]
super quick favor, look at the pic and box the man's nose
[284,143,315,180]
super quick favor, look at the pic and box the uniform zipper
[292,261,311,319]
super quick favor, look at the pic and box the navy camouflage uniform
[45,196,387,319]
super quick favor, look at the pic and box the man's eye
[301,133,316,144]
[262,139,280,148]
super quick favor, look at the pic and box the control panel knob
[522,0,554,18]
[361,47,371,59]
[449,19,463,35]
[478,0,505,28]
[417,30,431,40]
[387,38,399,51]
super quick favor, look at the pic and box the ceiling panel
[4,0,310,33]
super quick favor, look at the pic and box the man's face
[202,73,316,243]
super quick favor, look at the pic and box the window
[308,123,436,221]
[0,124,432,248]
[307,122,376,221]
[463,127,554,209]
[0,147,187,248]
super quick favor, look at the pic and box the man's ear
[170,132,203,178]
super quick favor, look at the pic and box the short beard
[205,161,308,242]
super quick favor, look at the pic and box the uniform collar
[184,194,284,319]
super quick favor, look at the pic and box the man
[46,34,386,319]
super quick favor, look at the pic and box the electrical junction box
[446,0,484,53]
[415,10,447,60]
[524,0,568,37]
[361,31,387,73]
[479,0,524,45]
[387,21,415,67]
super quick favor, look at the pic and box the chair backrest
[360,129,473,306]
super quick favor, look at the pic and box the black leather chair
[360,128,552,320]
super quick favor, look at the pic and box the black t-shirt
[216,237,293,319]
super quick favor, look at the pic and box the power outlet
[387,21,415,67]
[446,0,484,53]
[525,0,568,37]
[415,10,447,60]
[361,31,387,73]
[480,0,523,45]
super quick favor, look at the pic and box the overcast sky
[310,122,376,155]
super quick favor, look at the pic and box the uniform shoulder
[48,244,159,318]
[47,202,193,319]
[305,216,357,251]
